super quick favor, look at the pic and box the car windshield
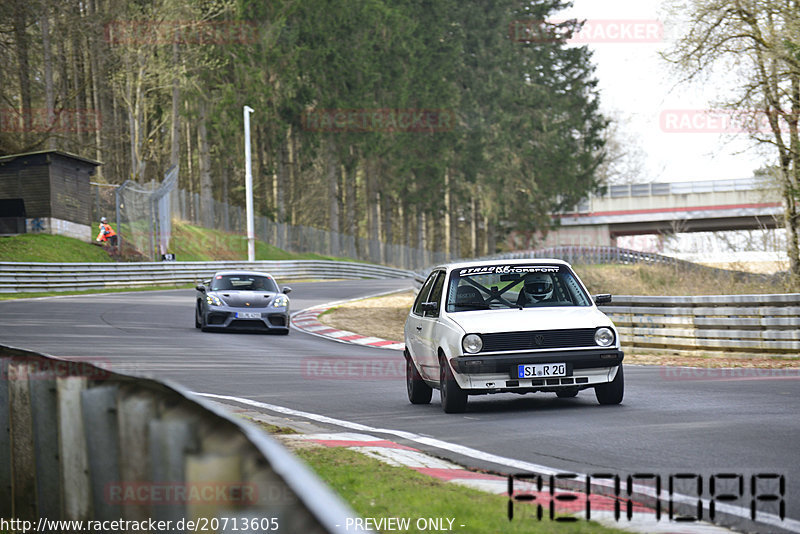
[445,264,592,312]
[210,274,278,292]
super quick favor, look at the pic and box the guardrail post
[0,358,11,516]
[81,385,122,521]
[185,453,242,522]
[8,361,37,520]
[29,371,61,519]
[58,376,91,519]
[149,418,198,523]
[117,389,158,521]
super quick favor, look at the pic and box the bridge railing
[606,177,773,198]
[0,343,365,532]
[0,260,415,293]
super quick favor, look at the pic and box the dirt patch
[318,291,800,369]
[318,292,414,342]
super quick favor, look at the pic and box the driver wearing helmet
[519,273,554,306]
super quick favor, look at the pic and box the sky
[557,0,770,184]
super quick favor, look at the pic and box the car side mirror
[282,287,292,294]
[420,301,438,313]
[196,285,206,293]
[594,294,612,305]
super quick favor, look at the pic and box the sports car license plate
[236,312,261,319]
[518,363,566,379]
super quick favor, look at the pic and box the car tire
[439,356,467,413]
[406,353,432,405]
[556,387,579,398]
[595,365,624,405]
[195,303,202,329]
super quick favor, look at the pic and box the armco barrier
[600,294,800,355]
[0,260,414,293]
[0,343,367,532]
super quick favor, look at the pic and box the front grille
[229,320,268,329]
[480,328,596,352]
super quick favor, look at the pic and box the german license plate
[236,312,261,319]
[518,363,566,379]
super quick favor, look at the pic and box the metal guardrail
[599,294,800,355]
[0,343,366,532]
[0,260,415,293]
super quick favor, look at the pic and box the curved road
[1,280,798,533]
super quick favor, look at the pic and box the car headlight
[206,294,223,307]
[595,327,614,347]
[462,334,483,354]
[272,295,289,308]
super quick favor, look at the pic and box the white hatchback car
[404,259,624,413]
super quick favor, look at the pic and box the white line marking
[197,392,800,533]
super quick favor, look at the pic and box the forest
[1,0,607,256]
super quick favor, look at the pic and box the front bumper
[449,348,623,392]
[451,348,623,374]
[204,308,290,333]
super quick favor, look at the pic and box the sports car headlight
[462,334,483,354]
[595,327,614,347]
[272,295,289,308]
[206,294,223,307]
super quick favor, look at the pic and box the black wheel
[595,365,624,405]
[195,303,202,329]
[406,353,432,405]
[439,356,467,413]
[556,387,579,398]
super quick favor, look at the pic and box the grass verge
[169,222,358,262]
[0,221,362,263]
[575,263,786,296]
[294,445,626,534]
[0,284,196,301]
[0,234,114,263]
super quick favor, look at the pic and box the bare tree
[663,0,800,286]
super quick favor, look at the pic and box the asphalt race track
[2,280,799,533]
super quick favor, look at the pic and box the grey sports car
[195,271,291,334]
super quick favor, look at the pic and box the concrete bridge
[516,178,783,248]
